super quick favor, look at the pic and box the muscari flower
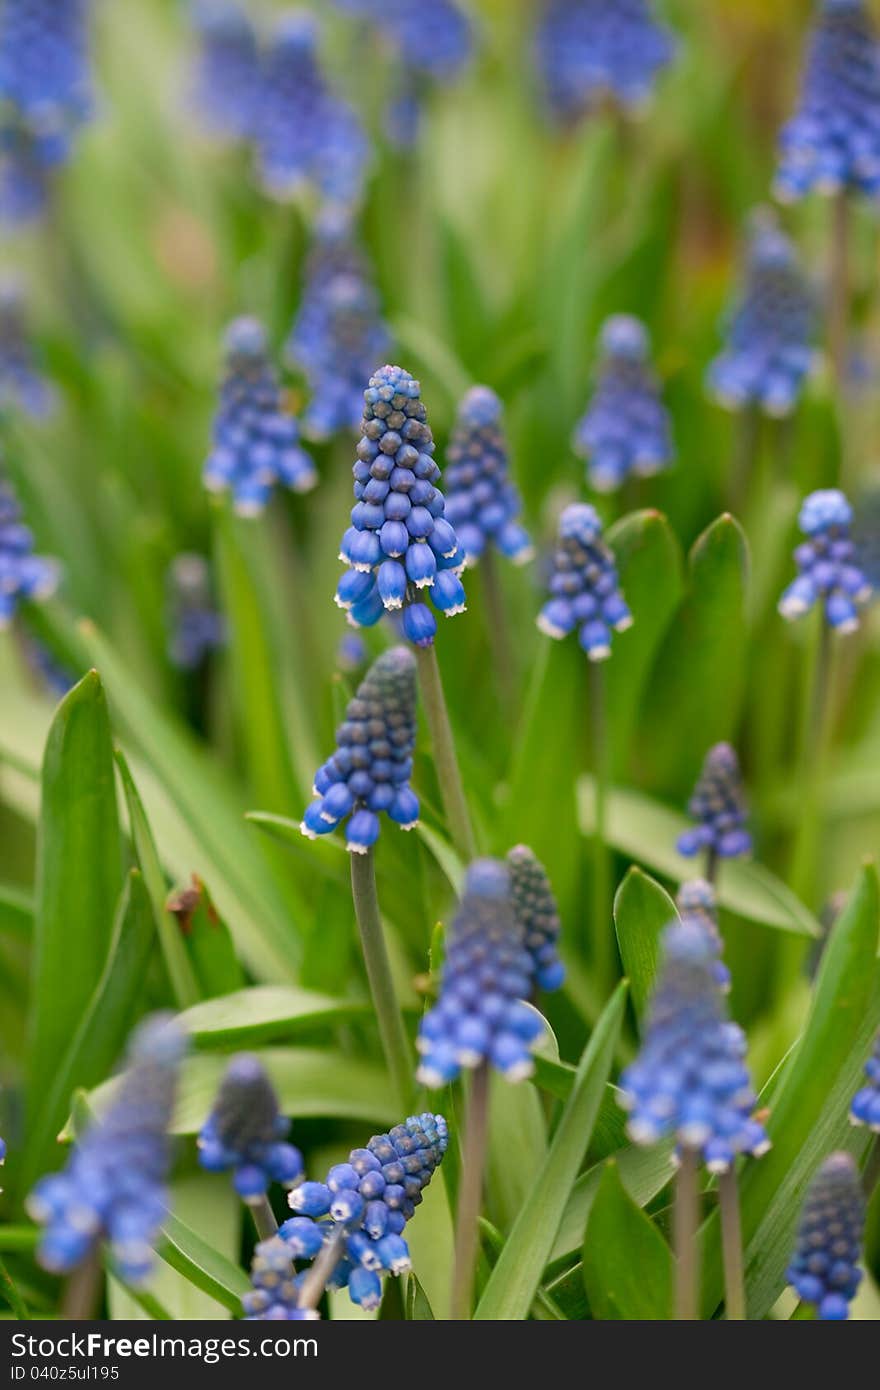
[507,844,565,993]
[167,553,225,671]
[417,859,545,1088]
[0,477,58,626]
[787,1152,865,1320]
[535,0,674,125]
[197,1054,303,1202]
[851,1028,880,1131]
[677,743,752,864]
[776,0,880,203]
[676,879,730,995]
[778,489,873,632]
[0,0,93,223]
[573,316,673,492]
[537,502,632,661]
[301,645,418,854]
[27,1015,185,1284]
[276,1112,448,1313]
[444,386,533,567]
[243,1237,320,1320]
[708,210,816,418]
[619,919,769,1172]
[336,364,467,648]
[0,280,55,417]
[203,316,316,516]
[188,0,260,143]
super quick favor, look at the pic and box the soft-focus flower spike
[444,387,533,567]
[167,553,225,671]
[336,364,466,645]
[197,1054,304,1201]
[787,1152,865,1320]
[0,280,55,417]
[573,316,673,492]
[537,503,631,661]
[535,0,674,125]
[203,316,316,516]
[779,488,873,632]
[0,478,59,628]
[188,0,260,143]
[417,859,543,1087]
[676,879,730,994]
[776,0,880,202]
[677,743,752,864]
[851,1028,880,1131]
[619,919,769,1172]
[507,845,565,993]
[708,209,816,417]
[242,1236,320,1321]
[301,645,418,852]
[27,1015,185,1284]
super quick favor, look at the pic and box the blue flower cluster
[779,489,873,633]
[254,12,369,210]
[573,316,673,492]
[535,0,674,125]
[203,316,316,516]
[776,0,880,202]
[851,1028,880,1130]
[167,553,225,672]
[417,859,545,1088]
[676,879,730,995]
[708,210,816,417]
[677,743,752,864]
[243,1237,320,1321]
[336,364,467,647]
[507,845,566,993]
[537,503,632,661]
[619,920,770,1172]
[0,0,93,223]
[0,280,55,417]
[197,1054,304,1202]
[0,478,58,627]
[301,645,419,854]
[27,1015,185,1284]
[444,387,533,567]
[281,1113,448,1312]
[287,222,390,441]
[787,1152,865,1320]
[189,0,260,143]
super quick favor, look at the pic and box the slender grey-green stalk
[415,643,477,861]
[296,1227,348,1313]
[674,1147,700,1320]
[450,1062,491,1321]
[718,1167,746,1321]
[828,191,850,391]
[249,1197,278,1243]
[350,848,413,1112]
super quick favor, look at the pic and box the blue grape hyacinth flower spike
[537,502,632,660]
[243,1237,320,1321]
[302,645,419,854]
[507,844,565,993]
[27,1015,185,1284]
[417,859,545,1088]
[198,1054,304,1202]
[676,879,730,995]
[851,1028,880,1131]
[0,478,59,627]
[0,279,56,417]
[535,0,675,126]
[677,743,752,864]
[779,489,873,632]
[188,0,260,143]
[336,364,467,648]
[787,1152,865,1320]
[444,386,533,567]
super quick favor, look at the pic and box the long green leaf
[158,1212,250,1314]
[177,984,369,1047]
[613,867,678,1022]
[582,1160,673,1319]
[551,1137,675,1266]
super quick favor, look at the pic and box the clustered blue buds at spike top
[189,0,261,143]
[536,503,632,661]
[203,316,316,517]
[27,1015,185,1284]
[167,552,225,672]
[619,919,770,1173]
[507,845,566,993]
[335,364,467,647]
[787,1152,865,1320]
[708,209,816,417]
[573,316,674,492]
[417,859,545,1088]
[775,0,880,202]
[851,1028,880,1131]
[535,0,674,125]
[676,878,731,995]
[0,0,93,224]
[301,645,419,855]
[444,387,533,567]
[0,280,55,418]
[677,743,752,863]
[0,478,58,627]
[779,489,873,632]
[271,1113,447,1313]
[197,1054,304,1202]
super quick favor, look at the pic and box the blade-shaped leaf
[405,1273,435,1320]
[158,1211,250,1314]
[177,984,369,1048]
[613,866,678,1021]
[582,1160,673,1319]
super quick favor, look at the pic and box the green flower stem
[249,1196,278,1243]
[704,845,719,888]
[350,847,413,1112]
[718,1167,746,1321]
[296,1227,348,1312]
[829,191,850,390]
[479,548,517,721]
[0,1254,29,1320]
[589,662,613,987]
[61,1250,102,1321]
[415,643,477,862]
[450,1061,491,1321]
[790,615,837,904]
[862,1137,880,1201]
[674,1147,700,1321]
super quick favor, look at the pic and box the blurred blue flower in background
[0,279,55,417]
[851,1028,880,1130]
[677,743,752,864]
[444,386,533,567]
[188,0,260,143]
[537,503,632,660]
[198,1054,303,1202]
[779,488,873,632]
[787,1152,865,1319]
[22,636,75,698]
[573,315,673,492]
[535,0,674,125]
[167,553,225,671]
[243,1237,321,1321]
[676,879,730,994]
[0,477,58,627]
[507,844,565,993]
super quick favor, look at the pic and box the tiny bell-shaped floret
[851,1028,880,1131]
[537,503,632,661]
[507,845,565,993]
[197,1054,303,1201]
[444,386,533,566]
[573,316,674,492]
[677,743,752,864]
[779,489,873,633]
[787,1152,865,1320]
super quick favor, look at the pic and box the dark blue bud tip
[224,316,267,360]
